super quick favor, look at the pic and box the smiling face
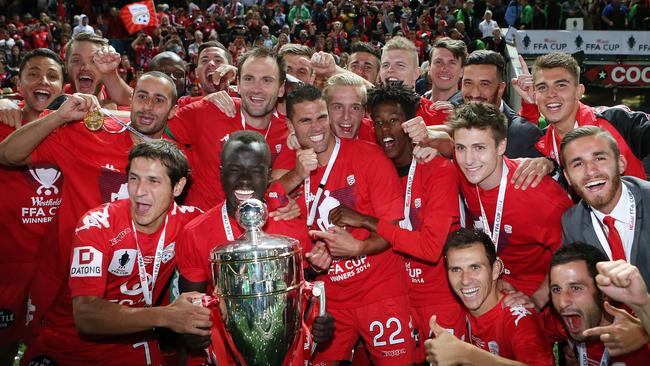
[67,40,103,95]
[238,55,284,120]
[380,49,419,87]
[533,67,584,130]
[18,55,64,114]
[196,46,229,93]
[130,75,177,138]
[327,85,365,139]
[454,127,506,190]
[221,141,271,216]
[550,260,603,342]
[128,157,185,234]
[447,243,501,316]
[429,47,463,93]
[562,134,626,214]
[288,99,333,154]
[372,100,413,167]
[462,64,504,106]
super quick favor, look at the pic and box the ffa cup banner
[120,0,158,34]
[515,30,650,55]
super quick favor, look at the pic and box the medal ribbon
[305,137,341,227]
[132,214,169,307]
[399,157,417,231]
[570,341,609,366]
[99,108,152,142]
[476,161,509,251]
[221,202,235,241]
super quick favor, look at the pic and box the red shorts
[313,295,417,366]
[410,303,467,362]
[21,328,164,366]
[0,261,38,343]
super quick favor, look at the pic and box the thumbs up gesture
[582,301,650,356]
[425,315,467,365]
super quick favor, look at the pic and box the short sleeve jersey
[458,157,573,295]
[37,200,201,360]
[464,295,554,366]
[301,138,408,308]
[0,123,63,263]
[176,186,309,366]
[167,99,289,210]
[376,157,461,314]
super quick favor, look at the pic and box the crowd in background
[1,0,649,97]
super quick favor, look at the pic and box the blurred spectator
[131,33,161,70]
[546,0,563,28]
[532,0,547,29]
[602,0,629,29]
[479,10,499,40]
[72,14,93,37]
[118,54,135,86]
[520,0,534,28]
[455,0,479,38]
[225,0,245,26]
[486,28,506,56]
[288,0,311,33]
[561,0,587,28]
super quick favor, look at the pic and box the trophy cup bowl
[211,199,304,365]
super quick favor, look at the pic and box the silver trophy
[211,199,304,365]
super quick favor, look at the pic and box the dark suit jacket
[562,176,650,286]
[502,102,544,159]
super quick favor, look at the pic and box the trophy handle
[311,281,326,354]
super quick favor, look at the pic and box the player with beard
[176,130,333,365]
[560,126,650,286]
[0,71,180,343]
[325,82,463,362]
[379,37,465,126]
[545,244,650,364]
[166,47,290,210]
[276,85,417,365]
[20,140,207,365]
[448,102,573,308]
[425,228,554,366]
[529,53,648,180]
[0,48,65,364]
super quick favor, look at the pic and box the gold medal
[83,110,104,131]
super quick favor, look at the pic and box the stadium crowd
[1,1,650,366]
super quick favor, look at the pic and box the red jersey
[464,294,554,366]
[376,157,461,312]
[26,120,140,335]
[535,102,646,179]
[176,187,310,366]
[23,199,201,365]
[168,99,289,210]
[458,157,572,296]
[542,307,650,365]
[0,123,62,342]
[417,96,452,126]
[357,117,376,143]
[32,31,49,48]
[291,138,408,309]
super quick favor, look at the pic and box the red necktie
[603,216,627,261]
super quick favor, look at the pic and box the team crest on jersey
[162,242,175,263]
[108,249,137,276]
[488,341,500,355]
[346,175,355,186]
[275,144,282,153]
[510,305,531,326]
[414,198,422,208]
[28,167,61,196]
[71,246,103,277]
[504,224,512,234]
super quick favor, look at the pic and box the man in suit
[561,125,650,288]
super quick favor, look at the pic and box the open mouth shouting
[560,311,584,334]
[77,72,96,93]
[32,89,52,105]
[134,201,152,216]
